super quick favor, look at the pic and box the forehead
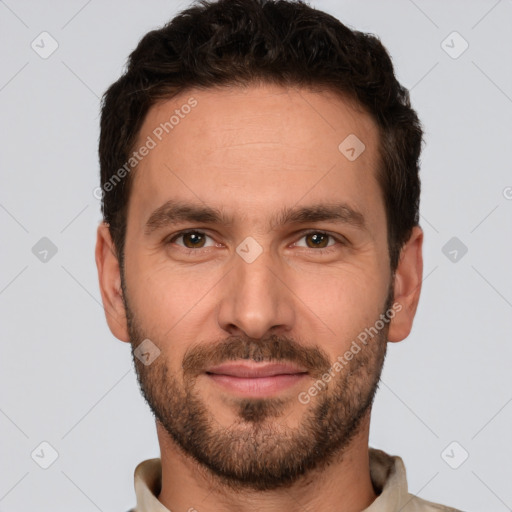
[128,84,383,233]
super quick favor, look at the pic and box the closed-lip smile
[205,361,309,397]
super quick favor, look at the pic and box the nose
[216,245,295,340]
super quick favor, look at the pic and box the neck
[156,411,378,512]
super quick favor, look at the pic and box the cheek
[126,264,219,374]
[125,255,216,339]
[289,268,387,350]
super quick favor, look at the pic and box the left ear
[387,226,423,343]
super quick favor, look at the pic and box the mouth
[204,361,309,397]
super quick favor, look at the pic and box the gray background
[1,0,511,510]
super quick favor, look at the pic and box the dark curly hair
[99,0,422,272]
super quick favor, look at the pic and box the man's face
[121,85,393,490]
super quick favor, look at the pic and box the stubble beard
[124,284,391,491]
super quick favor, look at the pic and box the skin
[96,84,423,512]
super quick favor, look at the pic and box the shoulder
[367,447,465,512]
[402,492,466,512]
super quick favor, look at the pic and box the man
[95,0,462,510]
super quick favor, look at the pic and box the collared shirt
[128,447,463,512]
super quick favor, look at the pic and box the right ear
[95,222,130,342]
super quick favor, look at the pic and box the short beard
[124,280,391,491]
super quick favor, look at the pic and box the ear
[95,222,130,342]
[387,226,423,343]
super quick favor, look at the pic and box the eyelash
[166,229,345,255]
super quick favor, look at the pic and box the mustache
[182,334,332,379]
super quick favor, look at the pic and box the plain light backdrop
[1,0,511,511]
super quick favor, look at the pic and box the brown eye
[293,231,342,253]
[170,231,215,249]
[304,232,330,249]
[181,232,206,248]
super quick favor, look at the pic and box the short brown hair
[99,0,423,272]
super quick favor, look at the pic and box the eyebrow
[144,199,366,235]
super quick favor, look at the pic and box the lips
[205,362,308,378]
[204,362,309,397]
